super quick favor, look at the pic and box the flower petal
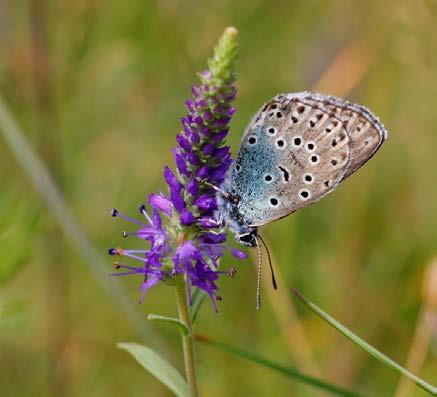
[180,209,196,226]
[164,166,182,193]
[138,274,161,303]
[149,193,172,216]
[231,249,247,259]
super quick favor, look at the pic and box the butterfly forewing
[231,92,387,227]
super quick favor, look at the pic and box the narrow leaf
[196,335,361,397]
[147,314,190,336]
[292,289,437,396]
[190,288,207,324]
[117,342,189,397]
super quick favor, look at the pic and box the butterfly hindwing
[295,93,388,179]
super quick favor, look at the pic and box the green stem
[175,276,200,397]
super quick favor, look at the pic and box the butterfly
[218,91,387,246]
[216,92,387,306]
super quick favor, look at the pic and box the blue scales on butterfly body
[217,92,387,247]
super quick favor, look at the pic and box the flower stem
[175,276,200,397]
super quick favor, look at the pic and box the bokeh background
[0,1,436,396]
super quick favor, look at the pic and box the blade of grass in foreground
[196,334,362,397]
[292,289,437,396]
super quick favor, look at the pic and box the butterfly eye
[248,136,257,145]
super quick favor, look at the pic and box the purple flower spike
[109,29,245,309]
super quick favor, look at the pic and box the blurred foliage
[0,191,38,285]
[0,0,436,396]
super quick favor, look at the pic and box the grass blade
[118,342,189,397]
[292,289,437,395]
[196,335,362,397]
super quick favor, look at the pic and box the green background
[0,1,436,396]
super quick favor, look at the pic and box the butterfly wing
[231,92,387,227]
[297,93,388,179]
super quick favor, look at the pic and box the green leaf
[117,342,189,397]
[292,289,437,396]
[197,335,361,397]
[147,314,189,336]
[189,288,207,325]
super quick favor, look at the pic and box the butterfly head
[235,228,258,247]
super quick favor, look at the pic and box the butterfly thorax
[216,190,258,247]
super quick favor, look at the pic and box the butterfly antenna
[258,234,277,290]
[253,235,263,310]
